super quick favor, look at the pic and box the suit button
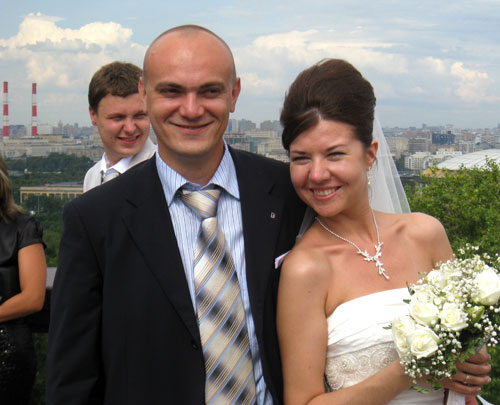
[191,341,199,350]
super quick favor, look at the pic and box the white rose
[409,301,439,326]
[473,268,500,305]
[407,325,440,359]
[392,316,416,357]
[439,302,468,331]
[412,285,437,304]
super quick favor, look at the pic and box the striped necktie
[101,170,119,184]
[181,188,256,405]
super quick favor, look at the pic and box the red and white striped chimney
[2,81,8,138]
[31,83,37,137]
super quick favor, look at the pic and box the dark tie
[181,189,256,405]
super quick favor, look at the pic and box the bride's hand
[441,347,491,396]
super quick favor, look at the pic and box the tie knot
[181,188,221,219]
[102,170,120,184]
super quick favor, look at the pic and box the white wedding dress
[325,288,466,404]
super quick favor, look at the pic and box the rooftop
[437,149,500,170]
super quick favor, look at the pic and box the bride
[277,59,491,404]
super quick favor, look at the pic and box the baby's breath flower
[389,250,500,391]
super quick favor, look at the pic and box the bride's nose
[309,159,330,183]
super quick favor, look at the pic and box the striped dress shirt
[155,145,273,405]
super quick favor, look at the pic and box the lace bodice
[325,288,463,404]
[325,341,398,391]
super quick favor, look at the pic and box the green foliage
[6,153,92,204]
[6,152,93,174]
[22,195,68,267]
[407,159,500,256]
[482,345,500,403]
[406,159,500,401]
[31,333,48,405]
[4,154,92,404]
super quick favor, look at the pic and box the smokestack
[2,81,8,138]
[31,83,37,137]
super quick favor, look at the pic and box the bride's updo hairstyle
[281,59,376,151]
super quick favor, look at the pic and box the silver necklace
[315,211,389,280]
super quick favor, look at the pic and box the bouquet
[390,247,500,391]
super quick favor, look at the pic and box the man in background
[83,61,155,191]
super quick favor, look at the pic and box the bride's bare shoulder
[280,234,331,287]
[380,211,448,245]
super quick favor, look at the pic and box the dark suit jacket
[46,148,305,405]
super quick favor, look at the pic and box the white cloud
[242,30,408,73]
[0,13,145,89]
[0,13,146,125]
[422,57,447,75]
[450,62,500,103]
[240,72,281,93]
[1,13,133,49]
[234,29,408,99]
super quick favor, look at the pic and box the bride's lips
[312,186,341,199]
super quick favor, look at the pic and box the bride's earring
[367,167,373,186]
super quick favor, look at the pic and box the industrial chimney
[32,83,37,137]
[2,81,8,138]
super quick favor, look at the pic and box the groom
[46,25,305,404]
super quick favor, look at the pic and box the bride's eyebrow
[290,143,348,154]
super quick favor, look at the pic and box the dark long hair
[0,156,23,222]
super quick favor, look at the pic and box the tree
[22,195,68,266]
[6,153,93,174]
[408,159,500,255]
[406,159,500,403]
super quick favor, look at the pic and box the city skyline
[1,1,500,129]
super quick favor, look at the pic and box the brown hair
[0,156,23,222]
[281,59,376,150]
[88,61,143,113]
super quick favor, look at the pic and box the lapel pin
[270,212,276,219]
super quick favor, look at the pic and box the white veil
[296,116,410,239]
[370,117,410,214]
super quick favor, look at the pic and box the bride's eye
[290,154,309,163]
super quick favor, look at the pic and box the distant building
[256,138,288,162]
[0,135,103,159]
[227,119,239,132]
[238,119,257,132]
[436,149,500,170]
[223,131,251,152]
[405,152,434,171]
[260,120,282,132]
[432,132,455,145]
[20,182,83,202]
[386,136,409,157]
[408,137,430,153]
[457,141,475,154]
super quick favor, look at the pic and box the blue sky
[1,0,500,129]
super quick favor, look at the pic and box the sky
[1,0,500,129]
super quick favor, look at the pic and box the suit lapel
[120,159,201,343]
[231,150,285,334]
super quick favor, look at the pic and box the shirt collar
[100,153,134,175]
[156,142,240,206]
